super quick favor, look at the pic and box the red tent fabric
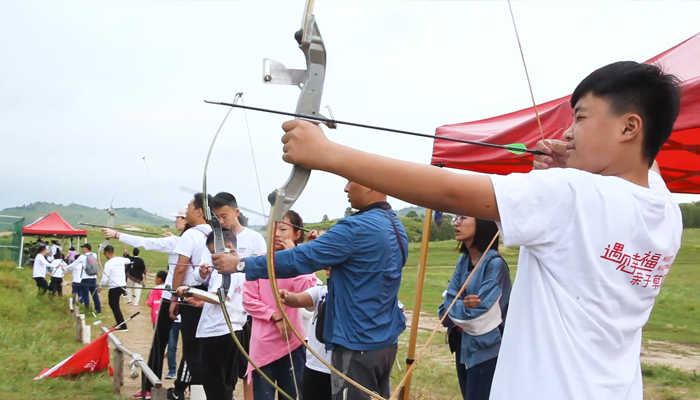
[22,212,87,236]
[432,32,700,194]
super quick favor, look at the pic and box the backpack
[84,253,99,276]
[314,292,328,344]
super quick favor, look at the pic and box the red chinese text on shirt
[600,242,673,289]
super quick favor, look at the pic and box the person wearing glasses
[439,215,512,400]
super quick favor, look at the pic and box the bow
[97,193,117,272]
[201,93,298,398]
[261,2,386,399]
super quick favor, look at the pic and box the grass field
[2,228,700,399]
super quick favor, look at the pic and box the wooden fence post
[75,314,84,342]
[113,347,124,394]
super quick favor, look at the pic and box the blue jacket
[439,249,511,368]
[245,203,408,351]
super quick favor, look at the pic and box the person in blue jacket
[215,180,408,400]
[440,215,512,400]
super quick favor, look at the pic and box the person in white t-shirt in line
[49,257,67,297]
[279,267,332,400]
[32,245,53,295]
[65,243,103,315]
[176,225,254,400]
[277,61,683,400]
[168,193,213,400]
[199,191,266,400]
[98,245,129,331]
[103,205,190,400]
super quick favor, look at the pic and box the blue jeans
[81,278,102,314]
[253,345,305,400]
[462,356,498,400]
[167,322,181,374]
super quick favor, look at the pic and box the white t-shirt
[488,168,682,400]
[99,256,129,288]
[63,253,94,283]
[196,227,267,338]
[173,224,212,287]
[33,253,53,278]
[119,233,180,300]
[304,285,332,374]
[50,259,66,278]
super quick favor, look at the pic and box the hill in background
[0,202,172,228]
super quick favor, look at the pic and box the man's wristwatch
[236,259,245,273]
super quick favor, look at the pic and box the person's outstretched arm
[281,120,500,222]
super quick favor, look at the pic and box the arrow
[204,100,545,156]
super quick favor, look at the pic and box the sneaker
[132,389,151,399]
[133,303,139,306]
[167,388,185,400]
[116,328,129,332]
[164,373,176,380]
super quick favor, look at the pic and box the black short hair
[156,271,168,282]
[82,243,92,251]
[458,219,499,254]
[206,227,237,250]
[211,192,238,210]
[193,193,212,211]
[103,245,114,254]
[570,61,681,165]
[284,210,305,244]
[132,248,140,256]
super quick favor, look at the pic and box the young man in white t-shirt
[204,192,266,400]
[277,61,683,400]
[169,193,212,399]
[98,245,129,331]
[179,226,258,400]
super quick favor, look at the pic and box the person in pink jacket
[146,271,168,328]
[243,210,316,400]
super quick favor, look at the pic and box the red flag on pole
[34,328,113,380]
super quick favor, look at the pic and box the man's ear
[620,113,643,143]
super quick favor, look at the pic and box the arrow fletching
[504,143,528,155]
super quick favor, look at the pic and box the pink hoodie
[243,274,316,382]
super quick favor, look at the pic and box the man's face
[344,181,370,209]
[213,205,240,229]
[186,199,202,225]
[564,93,631,173]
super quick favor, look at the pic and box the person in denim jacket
[440,216,512,400]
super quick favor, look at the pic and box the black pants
[302,366,331,400]
[144,298,175,392]
[464,357,498,400]
[34,277,49,295]
[108,287,126,329]
[330,344,397,400]
[174,299,204,392]
[50,277,63,296]
[200,332,243,400]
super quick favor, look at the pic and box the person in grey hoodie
[440,216,512,400]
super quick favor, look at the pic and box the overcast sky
[2,1,699,225]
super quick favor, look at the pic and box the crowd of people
[29,60,684,400]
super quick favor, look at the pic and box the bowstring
[507,0,546,141]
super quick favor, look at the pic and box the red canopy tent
[19,212,87,267]
[22,212,87,237]
[431,32,700,194]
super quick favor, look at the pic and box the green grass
[0,261,120,400]
[4,228,700,399]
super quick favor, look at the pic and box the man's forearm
[322,143,500,221]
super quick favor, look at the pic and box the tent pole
[17,236,25,269]
[401,208,433,400]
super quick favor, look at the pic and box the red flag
[34,329,114,380]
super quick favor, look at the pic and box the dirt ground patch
[642,340,700,373]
